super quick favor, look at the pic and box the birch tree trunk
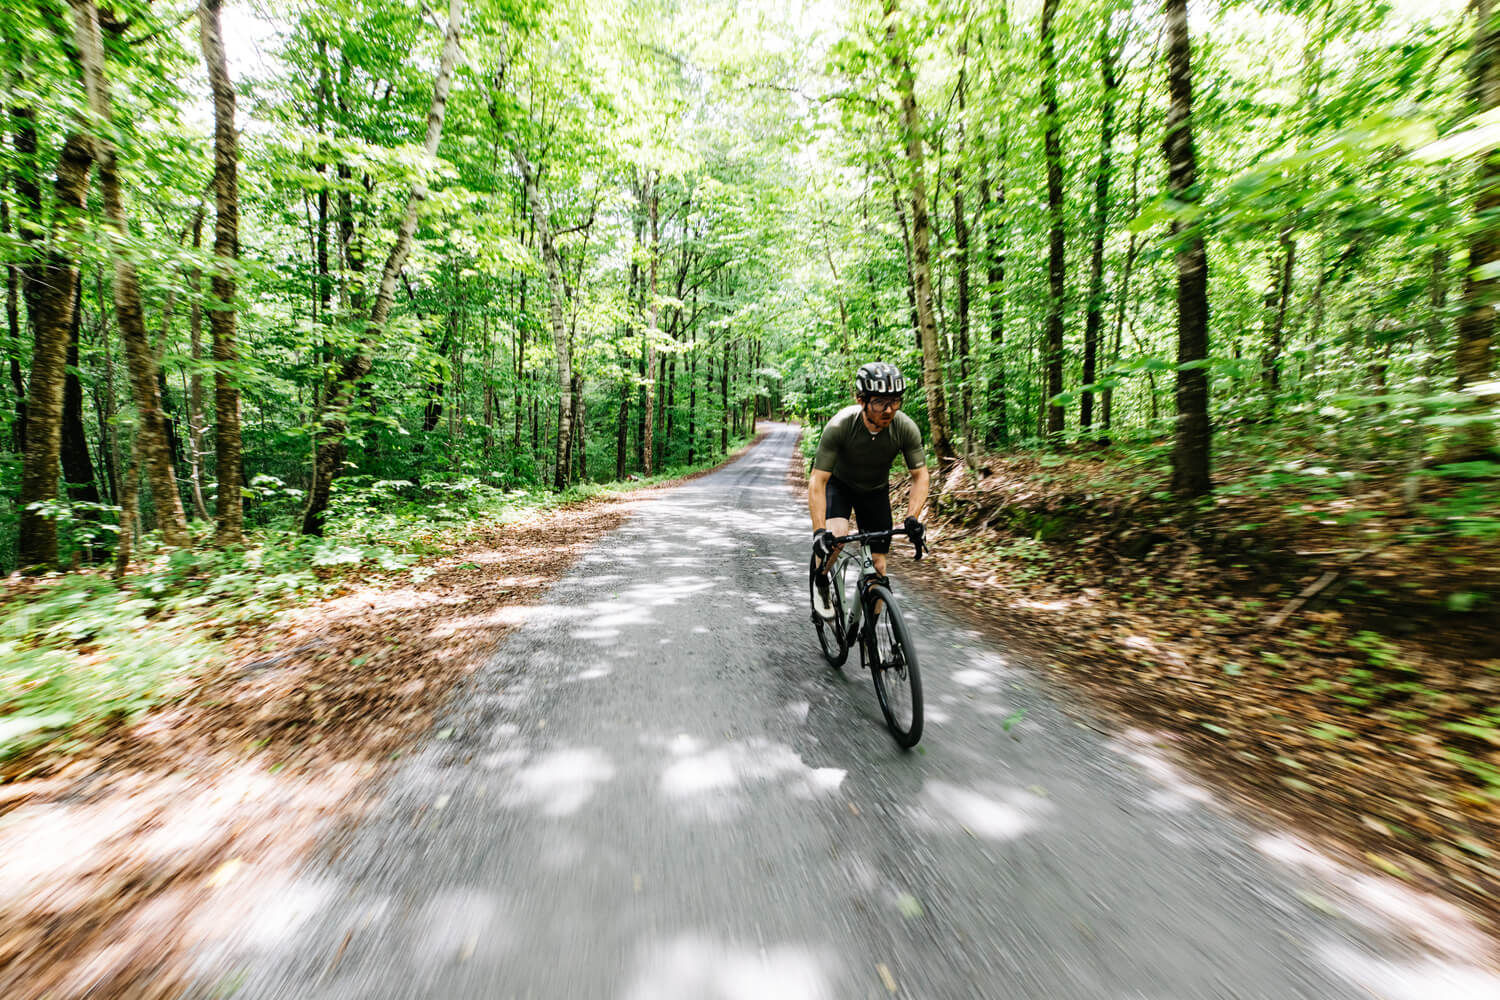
[301,0,464,533]
[1164,0,1212,496]
[70,0,191,547]
[885,0,955,461]
[200,0,244,543]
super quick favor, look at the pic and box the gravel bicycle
[808,527,924,748]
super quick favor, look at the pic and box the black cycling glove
[903,516,926,547]
[812,529,837,560]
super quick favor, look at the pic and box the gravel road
[191,423,1500,1000]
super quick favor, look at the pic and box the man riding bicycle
[808,362,931,617]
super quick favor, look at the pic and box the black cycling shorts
[824,475,893,553]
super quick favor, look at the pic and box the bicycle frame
[817,526,922,646]
[825,541,877,644]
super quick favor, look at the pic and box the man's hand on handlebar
[903,517,926,559]
[812,528,837,561]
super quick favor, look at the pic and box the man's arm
[808,469,831,532]
[905,465,930,521]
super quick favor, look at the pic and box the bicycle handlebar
[829,526,925,561]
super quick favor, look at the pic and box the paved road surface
[192,424,1499,1000]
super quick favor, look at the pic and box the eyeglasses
[866,396,903,412]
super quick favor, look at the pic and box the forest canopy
[0,0,1493,572]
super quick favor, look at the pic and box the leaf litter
[0,493,642,999]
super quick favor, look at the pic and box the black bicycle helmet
[855,361,906,396]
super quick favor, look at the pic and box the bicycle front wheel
[865,585,923,748]
[810,552,848,668]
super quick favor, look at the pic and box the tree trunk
[720,334,731,453]
[514,267,526,455]
[1041,0,1066,440]
[513,149,575,491]
[886,0,955,461]
[17,133,94,568]
[61,284,100,504]
[2,198,25,453]
[1260,227,1295,409]
[98,272,121,506]
[571,373,586,481]
[186,211,212,522]
[114,429,142,579]
[952,45,974,452]
[1454,0,1500,456]
[302,0,464,533]
[200,0,244,543]
[890,184,922,353]
[1104,32,1158,441]
[979,130,1008,448]
[688,320,698,465]
[616,376,629,479]
[1082,26,1121,435]
[70,0,191,547]
[1164,0,1212,496]
[642,174,659,477]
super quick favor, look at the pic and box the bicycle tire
[810,552,848,668]
[864,585,923,748]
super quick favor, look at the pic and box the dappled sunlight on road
[1107,729,1217,812]
[915,780,1053,841]
[500,747,616,817]
[621,934,840,1000]
[408,886,510,968]
[656,734,846,817]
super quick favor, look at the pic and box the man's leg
[855,487,893,579]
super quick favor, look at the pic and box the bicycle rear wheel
[864,585,923,748]
[810,552,847,668]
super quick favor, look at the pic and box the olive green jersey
[811,405,926,491]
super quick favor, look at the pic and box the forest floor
[860,439,1500,943]
[0,447,758,1000]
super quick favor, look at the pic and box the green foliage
[0,575,210,757]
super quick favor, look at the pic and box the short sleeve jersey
[812,405,926,491]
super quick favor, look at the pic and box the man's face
[860,394,903,432]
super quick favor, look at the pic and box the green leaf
[1447,591,1487,613]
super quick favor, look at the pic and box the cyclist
[808,362,930,617]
